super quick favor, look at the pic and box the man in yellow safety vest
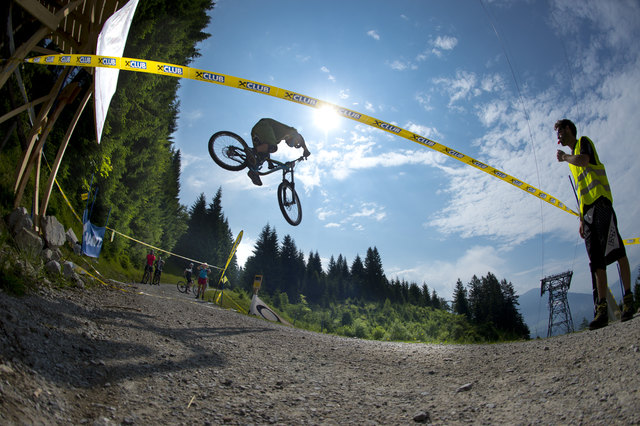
[555,119,634,330]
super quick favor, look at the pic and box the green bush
[0,267,27,296]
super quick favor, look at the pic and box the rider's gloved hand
[303,148,311,159]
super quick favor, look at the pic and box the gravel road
[1,281,638,425]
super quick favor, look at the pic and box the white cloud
[405,121,442,140]
[388,245,507,299]
[235,235,255,267]
[432,35,458,51]
[433,70,478,106]
[351,202,386,221]
[180,109,203,127]
[433,71,506,108]
[415,92,433,111]
[390,60,408,71]
[320,66,336,82]
[367,30,380,40]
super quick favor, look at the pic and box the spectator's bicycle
[152,268,161,285]
[208,131,304,226]
[141,265,152,284]
[177,276,193,293]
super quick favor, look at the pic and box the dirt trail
[1,282,639,425]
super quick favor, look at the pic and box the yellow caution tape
[27,54,639,244]
[25,53,578,216]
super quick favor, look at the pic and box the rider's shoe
[257,152,270,165]
[248,170,263,186]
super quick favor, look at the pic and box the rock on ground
[0,283,638,425]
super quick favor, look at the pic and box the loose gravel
[1,281,638,425]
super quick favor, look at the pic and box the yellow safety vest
[569,136,612,215]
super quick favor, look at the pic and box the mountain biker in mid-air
[247,118,311,186]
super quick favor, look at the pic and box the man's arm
[556,150,589,167]
[300,138,311,158]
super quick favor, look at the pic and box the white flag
[94,0,139,144]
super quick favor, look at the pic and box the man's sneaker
[248,170,262,186]
[589,300,609,330]
[621,293,634,322]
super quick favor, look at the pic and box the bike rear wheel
[152,272,160,285]
[277,180,302,226]
[193,284,201,299]
[209,131,249,171]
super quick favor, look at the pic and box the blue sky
[171,0,640,302]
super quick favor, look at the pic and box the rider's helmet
[189,263,193,268]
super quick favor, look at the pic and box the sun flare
[313,105,341,130]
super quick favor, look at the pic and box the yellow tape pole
[26,54,640,244]
[217,230,242,288]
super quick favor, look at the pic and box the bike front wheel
[209,131,249,171]
[277,180,302,226]
[142,269,151,284]
[177,280,186,293]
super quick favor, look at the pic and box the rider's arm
[296,135,311,158]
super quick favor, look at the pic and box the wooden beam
[39,87,93,220]
[13,69,69,198]
[0,0,84,88]
[14,99,67,209]
[0,95,50,125]
[51,28,82,51]
[14,81,83,211]
[14,0,59,31]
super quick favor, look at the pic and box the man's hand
[303,148,311,159]
[556,149,566,162]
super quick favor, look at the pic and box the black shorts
[583,197,626,271]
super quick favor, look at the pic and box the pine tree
[280,234,305,301]
[453,278,470,318]
[243,225,280,293]
[304,251,325,305]
[364,247,387,300]
[349,255,365,299]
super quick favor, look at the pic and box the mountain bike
[176,279,192,294]
[152,269,161,285]
[141,265,152,284]
[208,131,304,226]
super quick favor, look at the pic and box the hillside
[1,281,639,424]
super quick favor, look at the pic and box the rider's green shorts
[251,118,297,151]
